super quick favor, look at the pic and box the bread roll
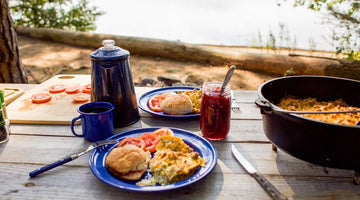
[105,145,151,181]
[160,93,193,115]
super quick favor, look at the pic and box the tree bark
[0,0,28,83]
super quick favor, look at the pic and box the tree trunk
[0,0,28,83]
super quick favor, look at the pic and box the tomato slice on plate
[31,93,52,103]
[49,84,66,93]
[118,137,146,150]
[148,96,162,112]
[148,92,175,112]
[71,93,90,102]
[82,84,91,94]
[153,128,174,137]
[139,132,160,153]
[65,85,80,94]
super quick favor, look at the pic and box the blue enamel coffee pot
[90,40,140,128]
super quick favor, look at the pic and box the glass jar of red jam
[200,81,231,140]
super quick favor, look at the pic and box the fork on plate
[230,90,241,113]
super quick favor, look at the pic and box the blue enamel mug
[71,101,114,142]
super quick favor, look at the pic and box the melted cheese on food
[277,96,360,126]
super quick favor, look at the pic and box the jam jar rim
[202,81,231,96]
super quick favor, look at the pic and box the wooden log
[15,26,227,65]
[15,26,360,80]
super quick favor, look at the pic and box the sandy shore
[18,35,280,90]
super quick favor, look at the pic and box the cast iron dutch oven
[255,75,360,170]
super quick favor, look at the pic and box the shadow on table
[0,140,9,156]
[274,148,357,199]
[140,116,201,132]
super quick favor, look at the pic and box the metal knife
[231,145,288,200]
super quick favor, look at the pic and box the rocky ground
[18,35,283,90]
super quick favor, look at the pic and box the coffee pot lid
[102,39,116,50]
[90,39,129,60]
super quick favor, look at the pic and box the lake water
[92,0,334,51]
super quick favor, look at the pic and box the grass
[250,23,315,54]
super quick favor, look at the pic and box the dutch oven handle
[255,97,274,114]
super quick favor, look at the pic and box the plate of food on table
[138,86,202,118]
[89,127,217,192]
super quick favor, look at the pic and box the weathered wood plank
[0,135,353,179]
[9,119,268,142]
[232,89,259,103]
[215,143,353,177]
[0,163,359,200]
[0,163,271,200]
[9,124,75,136]
[230,102,262,119]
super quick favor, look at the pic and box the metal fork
[231,90,241,113]
[29,140,118,177]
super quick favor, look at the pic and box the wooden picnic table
[0,83,359,200]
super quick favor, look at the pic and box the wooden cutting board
[7,74,91,124]
[4,87,24,104]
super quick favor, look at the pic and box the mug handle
[71,115,83,137]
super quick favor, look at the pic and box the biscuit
[105,145,150,181]
[160,93,193,115]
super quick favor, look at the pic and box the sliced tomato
[118,137,146,150]
[153,128,174,137]
[139,132,160,153]
[148,92,175,112]
[82,84,91,94]
[65,85,80,94]
[71,93,90,102]
[49,84,66,93]
[148,96,163,112]
[31,93,52,103]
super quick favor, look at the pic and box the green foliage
[282,0,360,60]
[251,23,298,53]
[10,0,104,32]
[266,28,277,51]
[284,67,296,76]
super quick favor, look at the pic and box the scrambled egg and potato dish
[137,135,206,186]
[277,96,360,126]
[182,89,202,114]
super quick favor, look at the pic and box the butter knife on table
[231,145,288,200]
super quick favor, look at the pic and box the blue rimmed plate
[89,127,217,192]
[138,86,200,118]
